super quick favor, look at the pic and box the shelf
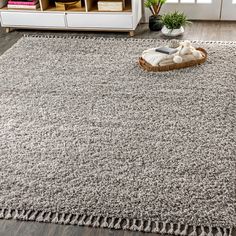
[41,0,86,11]
[0,6,41,11]
[88,5,131,12]
[1,0,132,13]
[45,6,86,12]
[45,2,86,11]
[87,0,131,13]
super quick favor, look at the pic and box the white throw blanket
[141,48,172,66]
[142,47,181,66]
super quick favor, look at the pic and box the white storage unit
[0,0,142,36]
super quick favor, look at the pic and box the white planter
[161,26,185,37]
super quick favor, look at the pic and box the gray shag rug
[0,35,235,236]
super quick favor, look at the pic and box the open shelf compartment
[40,0,86,11]
[86,0,131,12]
[0,0,132,12]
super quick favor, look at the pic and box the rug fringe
[161,221,167,234]
[22,34,236,45]
[44,212,52,223]
[5,209,12,220]
[138,219,144,231]
[0,208,5,219]
[0,208,233,236]
[168,222,175,234]
[70,213,78,225]
[101,216,108,228]
[122,218,130,230]
[36,211,45,222]
[29,210,38,221]
[93,215,101,228]
[144,219,152,232]
[78,214,86,226]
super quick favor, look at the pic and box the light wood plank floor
[1,21,236,55]
[0,22,235,236]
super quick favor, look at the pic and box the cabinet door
[66,13,133,29]
[1,12,66,28]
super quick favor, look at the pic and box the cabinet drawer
[1,12,66,28]
[66,13,133,29]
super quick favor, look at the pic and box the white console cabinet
[0,0,142,36]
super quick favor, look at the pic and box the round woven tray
[139,48,207,72]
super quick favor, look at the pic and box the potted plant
[161,11,191,37]
[144,0,167,31]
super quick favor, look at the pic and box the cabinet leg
[129,31,135,37]
[5,27,11,33]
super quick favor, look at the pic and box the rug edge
[0,208,233,236]
[22,34,236,45]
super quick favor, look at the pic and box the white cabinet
[1,12,66,28]
[0,0,142,35]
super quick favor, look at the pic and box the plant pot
[149,15,163,31]
[0,0,7,8]
[161,26,185,37]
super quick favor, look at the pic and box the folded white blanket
[141,48,172,66]
[142,46,182,66]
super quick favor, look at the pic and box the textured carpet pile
[0,36,235,235]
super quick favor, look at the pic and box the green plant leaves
[160,11,191,29]
[144,0,167,15]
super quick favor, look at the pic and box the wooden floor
[1,21,236,55]
[0,22,236,236]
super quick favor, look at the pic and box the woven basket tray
[139,48,207,72]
